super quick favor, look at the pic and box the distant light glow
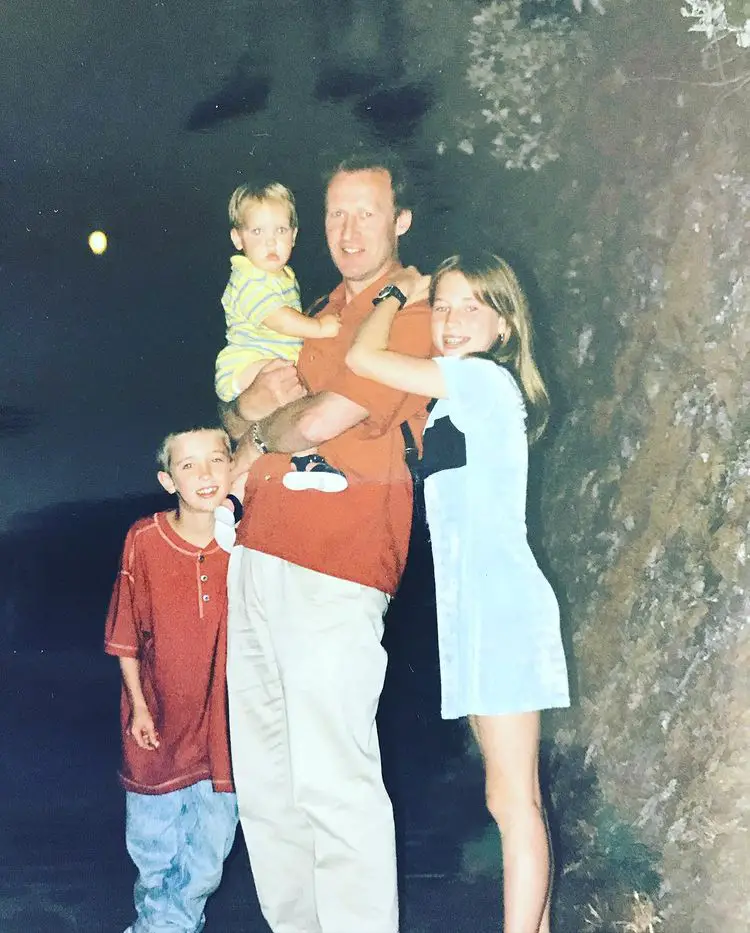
[88,230,108,254]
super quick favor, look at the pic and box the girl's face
[431,270,506,357]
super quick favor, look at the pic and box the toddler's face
[231,199,297,273]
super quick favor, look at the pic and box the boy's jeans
[125,780,238,933]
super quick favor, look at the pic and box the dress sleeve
[104,527,140,658]
[434,356,527,435]
[323,300,435,436]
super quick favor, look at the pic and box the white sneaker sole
[282,472,348,493]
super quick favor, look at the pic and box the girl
[346,252,570,933]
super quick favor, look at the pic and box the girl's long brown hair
[429,253,550,443]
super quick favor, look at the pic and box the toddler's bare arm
[264,305,341,339]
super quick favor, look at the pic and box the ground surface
[1,641,500,933]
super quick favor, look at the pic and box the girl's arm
[346,267,448,399]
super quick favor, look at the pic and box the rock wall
[402,1,750,928]
[542,138,750,932]
[530,9,750,931]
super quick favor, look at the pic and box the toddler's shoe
[282,454,348,493]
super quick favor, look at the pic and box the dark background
[0,0,490,642]
[1,3,536,928]
[1,0,472,538]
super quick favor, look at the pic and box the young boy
[214,181,347,492]
[105,427,238,933]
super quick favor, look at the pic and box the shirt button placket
[198,554,207,615]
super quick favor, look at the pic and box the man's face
[325,169,412,293]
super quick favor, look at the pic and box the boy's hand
[129,706,160,751]
[318,313,342,338]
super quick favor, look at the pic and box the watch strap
[373,284,408,310]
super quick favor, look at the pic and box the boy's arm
[263,305,340,340]
[119,656,160,751]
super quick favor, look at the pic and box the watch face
[373,284,406,307]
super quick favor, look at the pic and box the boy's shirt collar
[155,511,222,557]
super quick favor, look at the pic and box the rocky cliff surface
[407,1,750,928]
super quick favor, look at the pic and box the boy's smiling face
[231,199,297,273]
[158,429,232,514]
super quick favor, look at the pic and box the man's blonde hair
[228,182,298,229]
[156,427,231,474]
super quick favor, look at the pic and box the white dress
[421,356,570,719]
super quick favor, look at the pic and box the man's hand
[230,437,262,483]
[129,705,160,751]
[235,359,306,424]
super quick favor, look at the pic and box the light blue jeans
[124,780,238,933]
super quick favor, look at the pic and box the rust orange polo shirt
[236,271,432,595]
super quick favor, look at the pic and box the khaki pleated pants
[227,547,398,933]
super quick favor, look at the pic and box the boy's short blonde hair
[228,182,298,230]
[156,427,232,474]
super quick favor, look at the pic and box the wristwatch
[372,284,408,310]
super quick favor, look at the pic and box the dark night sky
[2,0,445,532]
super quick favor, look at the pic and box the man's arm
[228,361,366,469]
[233,288,432,455]
[258,391,368,453]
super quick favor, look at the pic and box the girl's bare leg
[469,712,551,933]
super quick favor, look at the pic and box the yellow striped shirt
[215,255,303,402]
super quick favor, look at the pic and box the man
[226,152,432,933]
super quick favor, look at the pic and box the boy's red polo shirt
[236,271,433,594]
[105,512,232,795]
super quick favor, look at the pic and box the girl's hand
[393,266,431,306]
